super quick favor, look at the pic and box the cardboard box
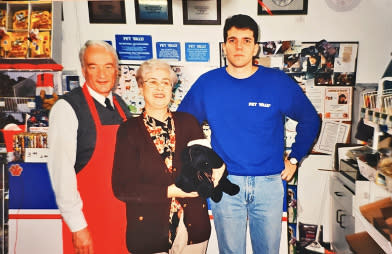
[346,231,385,254]
[360,197,392,244]
[360,197,392,223]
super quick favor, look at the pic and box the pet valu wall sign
[185,42,210,62]
[156,42,181,61]
[115,34,153,61]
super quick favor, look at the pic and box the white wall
[61,0,392,83]
[297,155,333,242]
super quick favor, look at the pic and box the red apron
[62,84,128,254]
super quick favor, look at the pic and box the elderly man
[48,40,131,254]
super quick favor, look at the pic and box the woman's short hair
[79,40,119,68]
[136,59,178,88]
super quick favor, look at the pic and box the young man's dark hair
[223,14,259,43]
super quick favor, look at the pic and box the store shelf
[354,208,392,253]
[346,231,386,254]
[362,108,390,128]
[363,117,379,129]
[1,163,7,254]
[0,0,62,63]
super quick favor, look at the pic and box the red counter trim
[9,214,62,219]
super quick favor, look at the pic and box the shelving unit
[0,2,62,254]
[354,208,392,253]
[361,60,392,142]
[0,0,61,63]
[0,162,7,254]
[354,59,392,253]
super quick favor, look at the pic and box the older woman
[112,59,211,254]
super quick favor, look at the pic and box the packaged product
[13,9,28,30]
[7,32,29,58]
[30,10,52,30]
[0,9,6,27]
[29,31,51,58]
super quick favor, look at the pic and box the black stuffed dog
[175,139,240,202]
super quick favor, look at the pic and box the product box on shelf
[345,231,385,254]
[0,1,53,59]
[357,158,377,181]
[359,197,392,244]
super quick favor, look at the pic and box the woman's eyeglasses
[144,79,173,90]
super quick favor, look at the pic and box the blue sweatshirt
[178,66,320,176]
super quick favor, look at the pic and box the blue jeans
[210,174,284,254]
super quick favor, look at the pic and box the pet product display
[6,32,29,58]
[29,31,51,58]
[30,10,52,30]
[0,1,54,59]
[12,9,28,30]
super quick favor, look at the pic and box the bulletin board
[220,40,358,87]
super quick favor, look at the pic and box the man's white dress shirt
[47,85,113,232]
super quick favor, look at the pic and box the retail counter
[8,162,62,254]
[7,162,289,254]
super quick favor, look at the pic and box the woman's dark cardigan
[112,112,211,253]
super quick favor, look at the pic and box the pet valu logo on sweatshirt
[248,102,271,108]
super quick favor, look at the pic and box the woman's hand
[212,163,226,187]
[167,184,199,198]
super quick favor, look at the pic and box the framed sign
[185,42,210,62]
[257,0,308,15]
[183,0,221,25]
[135,0,173,24]
[156,42,181,61]
[115,34,153,61]
[88,0,126,24]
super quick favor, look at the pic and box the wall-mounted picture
[88,0,126,24]
[182,0,221,25]
[257,0,308,15]
[135,0,173,24]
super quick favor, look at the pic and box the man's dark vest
[61,87,130,173]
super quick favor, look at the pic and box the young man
[178,14,320,254]
[48,40,131,254]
